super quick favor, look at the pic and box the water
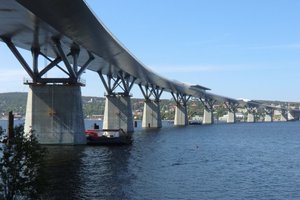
[2,120,300,199]
[0,119,24,130]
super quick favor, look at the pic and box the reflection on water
[44,144,133,200]
[79,146,133,199]
[43,146,85,199]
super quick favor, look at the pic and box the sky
[1,0,300,101]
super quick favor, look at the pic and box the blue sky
[1,0,300,101]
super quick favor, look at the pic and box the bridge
[0,0,299,144]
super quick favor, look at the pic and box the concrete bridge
[0,0,299,144]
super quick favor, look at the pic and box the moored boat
[85,128,132,145]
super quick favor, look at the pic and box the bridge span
[0,0,298,144]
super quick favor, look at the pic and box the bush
[0,125,47,200]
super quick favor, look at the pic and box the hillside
[0,92,206,120]
[0,92,27,117]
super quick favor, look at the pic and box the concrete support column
[24,85,86,144]
[3,38,95,145]
[264,114,273,122]
[142,100,162,128]
[171,92,190,126]
[247,113,255,123]
[227,111,236,123]
[200,97,216,125]
[174,104,188,126]
[280,111,288,121]
[224,101,238,124]
[288,111,295,121]
[246,106,257,123]
[103,94,134,133]
[203,109,213,124]
[264,108,274,122]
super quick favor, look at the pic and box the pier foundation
[142,100,162,128]
[103,94,134,133]
[24,85,86,144]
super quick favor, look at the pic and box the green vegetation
[0,92,244,120]
[0,125,47,200]
[0,93,27,117]
[82,96,105,118]
[1,92,298,121]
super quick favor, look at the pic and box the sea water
[40,121,300,200]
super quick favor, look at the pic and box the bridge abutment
[24,85,86,144]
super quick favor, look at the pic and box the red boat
[85,128,132,145]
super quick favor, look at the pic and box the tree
[0,125,47,200]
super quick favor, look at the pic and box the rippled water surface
[38,121,300,199]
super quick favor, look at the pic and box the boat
[189,120,202,125]
[85,128,132,145]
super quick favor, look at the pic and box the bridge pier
[264,108,274,122]
[25,85,86,144]
[224,101,238,123]
[140,85,163,128]
[203,109,213,124]
[172,92,190,126]
[99,72,135,132]
[264,114,273,122]
[174,104,188,126]
[200,97,216,124]
[3,38,93,144]
[247,113,255,123]
[142,100,161,128]
[288,111,295,121]
[227,112,236,123]
[246,106,256,123]
[103,94,134,132]
[280,110,288,121]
